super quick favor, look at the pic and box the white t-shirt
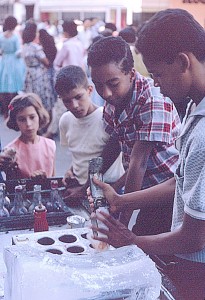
[59,107,124,185]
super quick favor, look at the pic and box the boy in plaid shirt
[87,36,181,235]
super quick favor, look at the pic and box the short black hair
[136,8,205,64]
[55,65,89,95]
[3,16,17,31]
[105,22,117,32]
[87,36,134,74]
[119,27,136,44]
[62,20,78,37]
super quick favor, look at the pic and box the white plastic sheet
[4,229,161,300]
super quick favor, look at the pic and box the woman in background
[0,16,25,118]
[21,22,54,117]
[39,28,57,111]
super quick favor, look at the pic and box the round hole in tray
[67,246,85,253]
[81,233,88,239]
[46,249,63,255]
[59,234,77,243]
[37,237,55,246]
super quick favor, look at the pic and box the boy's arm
[89,176,175,213]
[63,136,122,200]
[92,210,205,256]
[101,135,121,175]
[119,140,154,225]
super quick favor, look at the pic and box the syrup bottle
[34,203,49,232]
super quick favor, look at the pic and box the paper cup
[67,215,86,228]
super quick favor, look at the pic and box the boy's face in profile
[60,85,93,118]
[143,55,190,104]
[91,62,135,107]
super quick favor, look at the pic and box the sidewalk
[0,114,71,178]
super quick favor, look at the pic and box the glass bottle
[0,184,9,217]
[0,182,10,211]
[29,184,42,213]
[20,179,31,210]
[89,157,109,251]
[47,180,64,212]
[10,185,28,216]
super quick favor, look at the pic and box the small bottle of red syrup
[34,203,49,232]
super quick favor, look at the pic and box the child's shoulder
[5,137,20,149]
[39,136,56,148]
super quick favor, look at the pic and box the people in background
[78,18,92,50]
[39,28,58,133]
[54,20,85,70]
[21,22,54,116]
[119,26,150,77]
[0,16,25,118]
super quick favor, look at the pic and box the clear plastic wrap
[4,229,161,300]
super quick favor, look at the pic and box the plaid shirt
[103,72,181,189]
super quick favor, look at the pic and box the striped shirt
[103,72,181,189]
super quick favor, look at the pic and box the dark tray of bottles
[0,177,74,232]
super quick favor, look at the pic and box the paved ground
[0,114,71,178]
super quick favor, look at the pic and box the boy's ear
[177,53,190,73]
[130,68,135,82]
[87,85,93,94]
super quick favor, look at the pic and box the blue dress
[0,33,26,93]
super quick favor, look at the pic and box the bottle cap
[35,203,46,212]
[50,180,58,189]
[15,185,23,192]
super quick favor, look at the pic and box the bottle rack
[0,177,89,232]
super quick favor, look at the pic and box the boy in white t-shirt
[55,65,124,204]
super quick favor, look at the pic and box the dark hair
[55,65,89,95]
[62,20,77,37]
[3,16,17,31]
[22,22,37,43]
[7,93,50,131]
[105,22,117,32]
[100,28,113,37]
[136,9,205,64]
[87,36,134,74]
[119,27,136,44]
[39,29,57,65]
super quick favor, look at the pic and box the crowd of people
[0,9,205,299]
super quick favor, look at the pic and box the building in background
[0,0,205,30]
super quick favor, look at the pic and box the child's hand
[90,210,137,248]
[63,186,85,200]
[31,170,47,179]
[62,186,86,207]
[62,169,75,186]
[0,152,15,171]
